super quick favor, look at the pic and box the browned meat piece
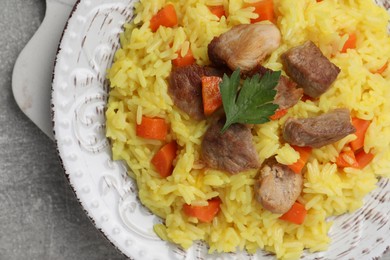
[244,64,273,78]
[281,41,341,98]
[201,119,260,174]
[246,65,303,110]
[283,108,356,148]
[255,157,303,214]
[208,24,281,73]
[168,64,223,120]
[274,76,303,110]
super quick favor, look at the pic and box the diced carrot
[151,141,178,178]
[136,116,168,140]
[316,0,323,2]
[341,33,357,53]
[279,202,307,225]
[183,197,221,223]
[201,76,223,116]
[150,4,178,32]
[336,149,359,168]
[172,48,195,67]
[350,118,371,152]
[372,61,388,75]
[269,108,288,120]
[355,150,374,169]
[288,146,313,174]
[208,5,225,19]
[245,0,274,23]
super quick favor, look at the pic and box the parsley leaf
[219,69,281,133]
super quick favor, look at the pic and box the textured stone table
[1,0,389,259]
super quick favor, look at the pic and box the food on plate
[283,108,356,148]
[168,64,224,120]
[208,23,281,72]
[201,75,223,115]
[183,197,222,223]
[151,140,178,177]
[281,41,341,98]
[201,119,260,174]
[135,116,168,140]
[255,157,303,214]
[273,75,302,111]
[219,69,280,132]
[106,0,390,258]
[149,4,178,32]
[245,65,304,112]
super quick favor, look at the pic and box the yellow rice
[106,0,390,258]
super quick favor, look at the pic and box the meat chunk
[274,76,303,110]
[201,119,260,174]
[283,108,356,148]
[255,157,303,214]
[168,64,223,120]
[281,41,341,98]
[208,24,281,73]
[246,65,303,110]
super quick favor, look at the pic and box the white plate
[51,0,390,259]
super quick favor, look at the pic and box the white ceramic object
[49,0,390,259]
[12,0,78,139]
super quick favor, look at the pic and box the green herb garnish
[219,69,281,133]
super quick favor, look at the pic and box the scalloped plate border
[51,0,390,259]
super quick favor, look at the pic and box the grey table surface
[1,0,389,260]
